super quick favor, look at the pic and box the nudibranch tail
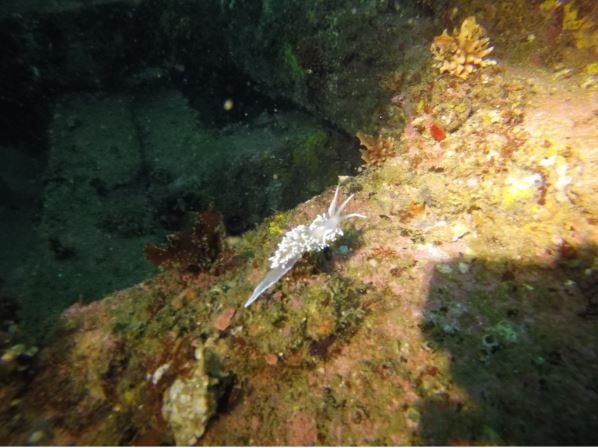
[244,254,301,308]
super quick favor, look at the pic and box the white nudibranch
[244,186,366,308]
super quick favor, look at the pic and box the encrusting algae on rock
[161,346,215,446]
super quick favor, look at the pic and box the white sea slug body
[244,186,366,308]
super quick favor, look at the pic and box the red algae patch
[264,353,278,365]
[287,411,317,445]
[214,307,236,331]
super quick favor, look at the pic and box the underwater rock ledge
[2,59,598,445]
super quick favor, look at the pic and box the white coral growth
[244,186,366,308]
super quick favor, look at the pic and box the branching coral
[431,16,496,79]
[356,132,397,167]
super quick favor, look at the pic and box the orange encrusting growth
[430,123,446,141]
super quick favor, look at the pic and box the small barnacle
[482,334,499,352]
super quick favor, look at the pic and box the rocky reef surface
[2,51,597,447]
[1,0,597,445]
